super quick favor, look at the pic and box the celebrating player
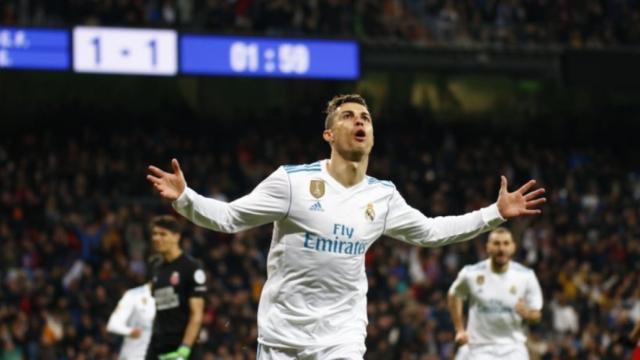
[145,216,207,360]
[448,227,543,360]
[147,94,546,359]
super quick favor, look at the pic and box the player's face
[486,233,516,266]
[151,226,180,254]
[323,102,374,161]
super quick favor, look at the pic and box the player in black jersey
[146,215,206,360]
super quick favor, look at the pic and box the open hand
[147,159,186,202]
[496,176,546,219]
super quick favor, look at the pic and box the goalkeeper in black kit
[146,215,207,360]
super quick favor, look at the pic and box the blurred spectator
[550,292,579,335]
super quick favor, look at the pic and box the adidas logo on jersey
[309,201,324,212]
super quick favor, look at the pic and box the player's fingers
[517,179,537,194]
[522,208,542,215]
[524,188,546,200]
[500,175,508,194]
[148,165,167,177]
[526,198,546,208]
[146,174,162,184]
[172,158,182,174]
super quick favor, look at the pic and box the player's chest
[470,272,526,304]
[153,267,187,293]
[288,180,389,240]
[133,296,156,321]
[152,268,187,311]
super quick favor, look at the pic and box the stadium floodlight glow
[73,26,177,76]
[180,35,359,80]
[0,27,69,71]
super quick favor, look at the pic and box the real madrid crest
[310,180,325,199]
[365,203,375,222]
[476,275,485,285]
[510,285,517,295]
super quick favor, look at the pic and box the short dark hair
[487,227,515,242]
[150,215,182,234]
[324,94,368,129]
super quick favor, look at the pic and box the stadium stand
[2,0,640,47]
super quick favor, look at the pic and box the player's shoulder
[180,253,204,268]
[282,161,323,175]
[509,261,535,274]
[462,259,490,273]
[128,284,149,295]
[366,175,395,190]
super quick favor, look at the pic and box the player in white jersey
[146,94,546,359]
[448,227,543,360]
[107,283,156,360]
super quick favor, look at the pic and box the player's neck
[326,153,368,187]
[490,259,509,273]
[163,247,183,262]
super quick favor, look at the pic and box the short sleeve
[448,267,471,301]
[188,262,207,299]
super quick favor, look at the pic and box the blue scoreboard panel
[0,27,69,70]
[180,35,359,80]
[0,26,360,80]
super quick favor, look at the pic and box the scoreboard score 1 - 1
[0,26,359,81]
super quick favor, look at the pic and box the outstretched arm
[384,176,545,247]
[147,159,290,233]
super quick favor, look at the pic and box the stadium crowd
[2,0,640,47]
[0,113,638,359]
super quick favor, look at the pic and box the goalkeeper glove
[158,345,191,360]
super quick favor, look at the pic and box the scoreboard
[181,35,358,79]
[0,26,359,80]
[0,27,69,70]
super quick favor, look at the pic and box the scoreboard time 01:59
[72,27,358,79]
[180,35,359,80]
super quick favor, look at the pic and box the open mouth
[354,129,366,142]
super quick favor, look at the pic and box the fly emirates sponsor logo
[303,223,366,255]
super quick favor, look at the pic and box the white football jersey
[107,284,156,360]
[173,159,505,348]
[449,259,543,345]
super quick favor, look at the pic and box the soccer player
[145,216,207,360]
[107,283,156,360]
[146,94,546,359]
[448,227,543,360]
